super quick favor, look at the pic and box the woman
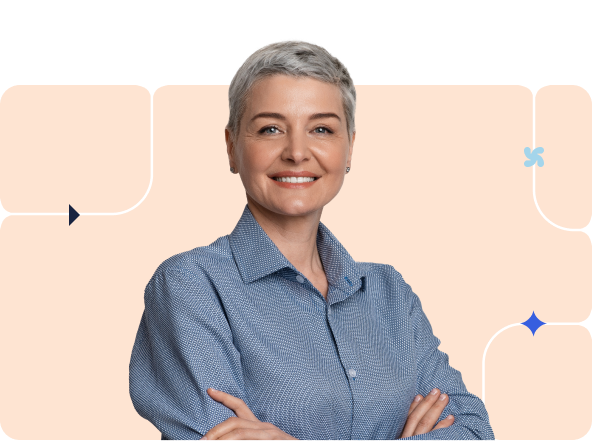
[129,41,495,440]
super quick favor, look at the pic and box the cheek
[243,161,269,187]
[241,142,276,169]
[239,154,272,194]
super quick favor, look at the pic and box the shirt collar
[229,204,365,299]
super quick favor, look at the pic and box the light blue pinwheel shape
[524,147,544,167]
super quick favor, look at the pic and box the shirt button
[296,275,305,283]
[348,369,357,378]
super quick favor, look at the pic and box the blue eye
[315,127,333,134]
[261,126,280,134]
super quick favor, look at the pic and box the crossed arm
[131,266,494,440]
[196,387,456,440]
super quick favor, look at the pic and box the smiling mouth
[271,176,319,183]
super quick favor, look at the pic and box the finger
[432,414,454,431]
[407,395,424,416]
[413,392,450,435]
[207,388,259,421]
[399,388,442,438]
[202,417,261,440]
[218,428,270,440]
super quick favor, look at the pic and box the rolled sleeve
[129,263,247,439]
[399,275,495,440]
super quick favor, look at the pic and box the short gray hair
[226,40,356,143]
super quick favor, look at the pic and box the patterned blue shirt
[129,204,494,440]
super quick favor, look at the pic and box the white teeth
[274,177,316,183]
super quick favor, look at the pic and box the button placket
[326,301,359,386]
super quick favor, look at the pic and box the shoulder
[357,261,408,287]
[357,261,415,305]
[153,234,234,277]
[142,236,236,335]
[144,235,234,303]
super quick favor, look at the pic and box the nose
[281,129,311,164]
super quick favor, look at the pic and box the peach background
[0,85,591,439]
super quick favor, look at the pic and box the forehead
[245,75,344,116]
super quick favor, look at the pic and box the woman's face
[226,75,355,218]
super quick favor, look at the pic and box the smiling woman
[225,74,352,301]
[227,74,353,233]
[128,41,495,440]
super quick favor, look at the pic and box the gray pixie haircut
[226,40,356,142]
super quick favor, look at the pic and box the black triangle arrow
[69,205,80,225]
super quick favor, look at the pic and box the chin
[274,203,323,216]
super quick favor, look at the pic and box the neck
[245,195,324,276]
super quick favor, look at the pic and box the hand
[201,388,298,440]
[398,388,455,439]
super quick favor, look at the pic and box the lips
[269,178,320,189]
[268,171,320,178]
[273,176,316,183]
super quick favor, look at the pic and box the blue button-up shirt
[129,204,494,440]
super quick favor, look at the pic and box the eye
[314,126,333,134]
[260,125,281,135]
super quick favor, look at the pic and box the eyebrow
[250,112,341,123]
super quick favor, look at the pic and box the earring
[345,166,350,174]
[230,167,235,173]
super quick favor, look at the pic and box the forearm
[400,415,495,440]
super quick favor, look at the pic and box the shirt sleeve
[129,263,248,439]
[397,273,495,440]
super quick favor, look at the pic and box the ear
[346,131,356,168]
[225,128,236,169]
